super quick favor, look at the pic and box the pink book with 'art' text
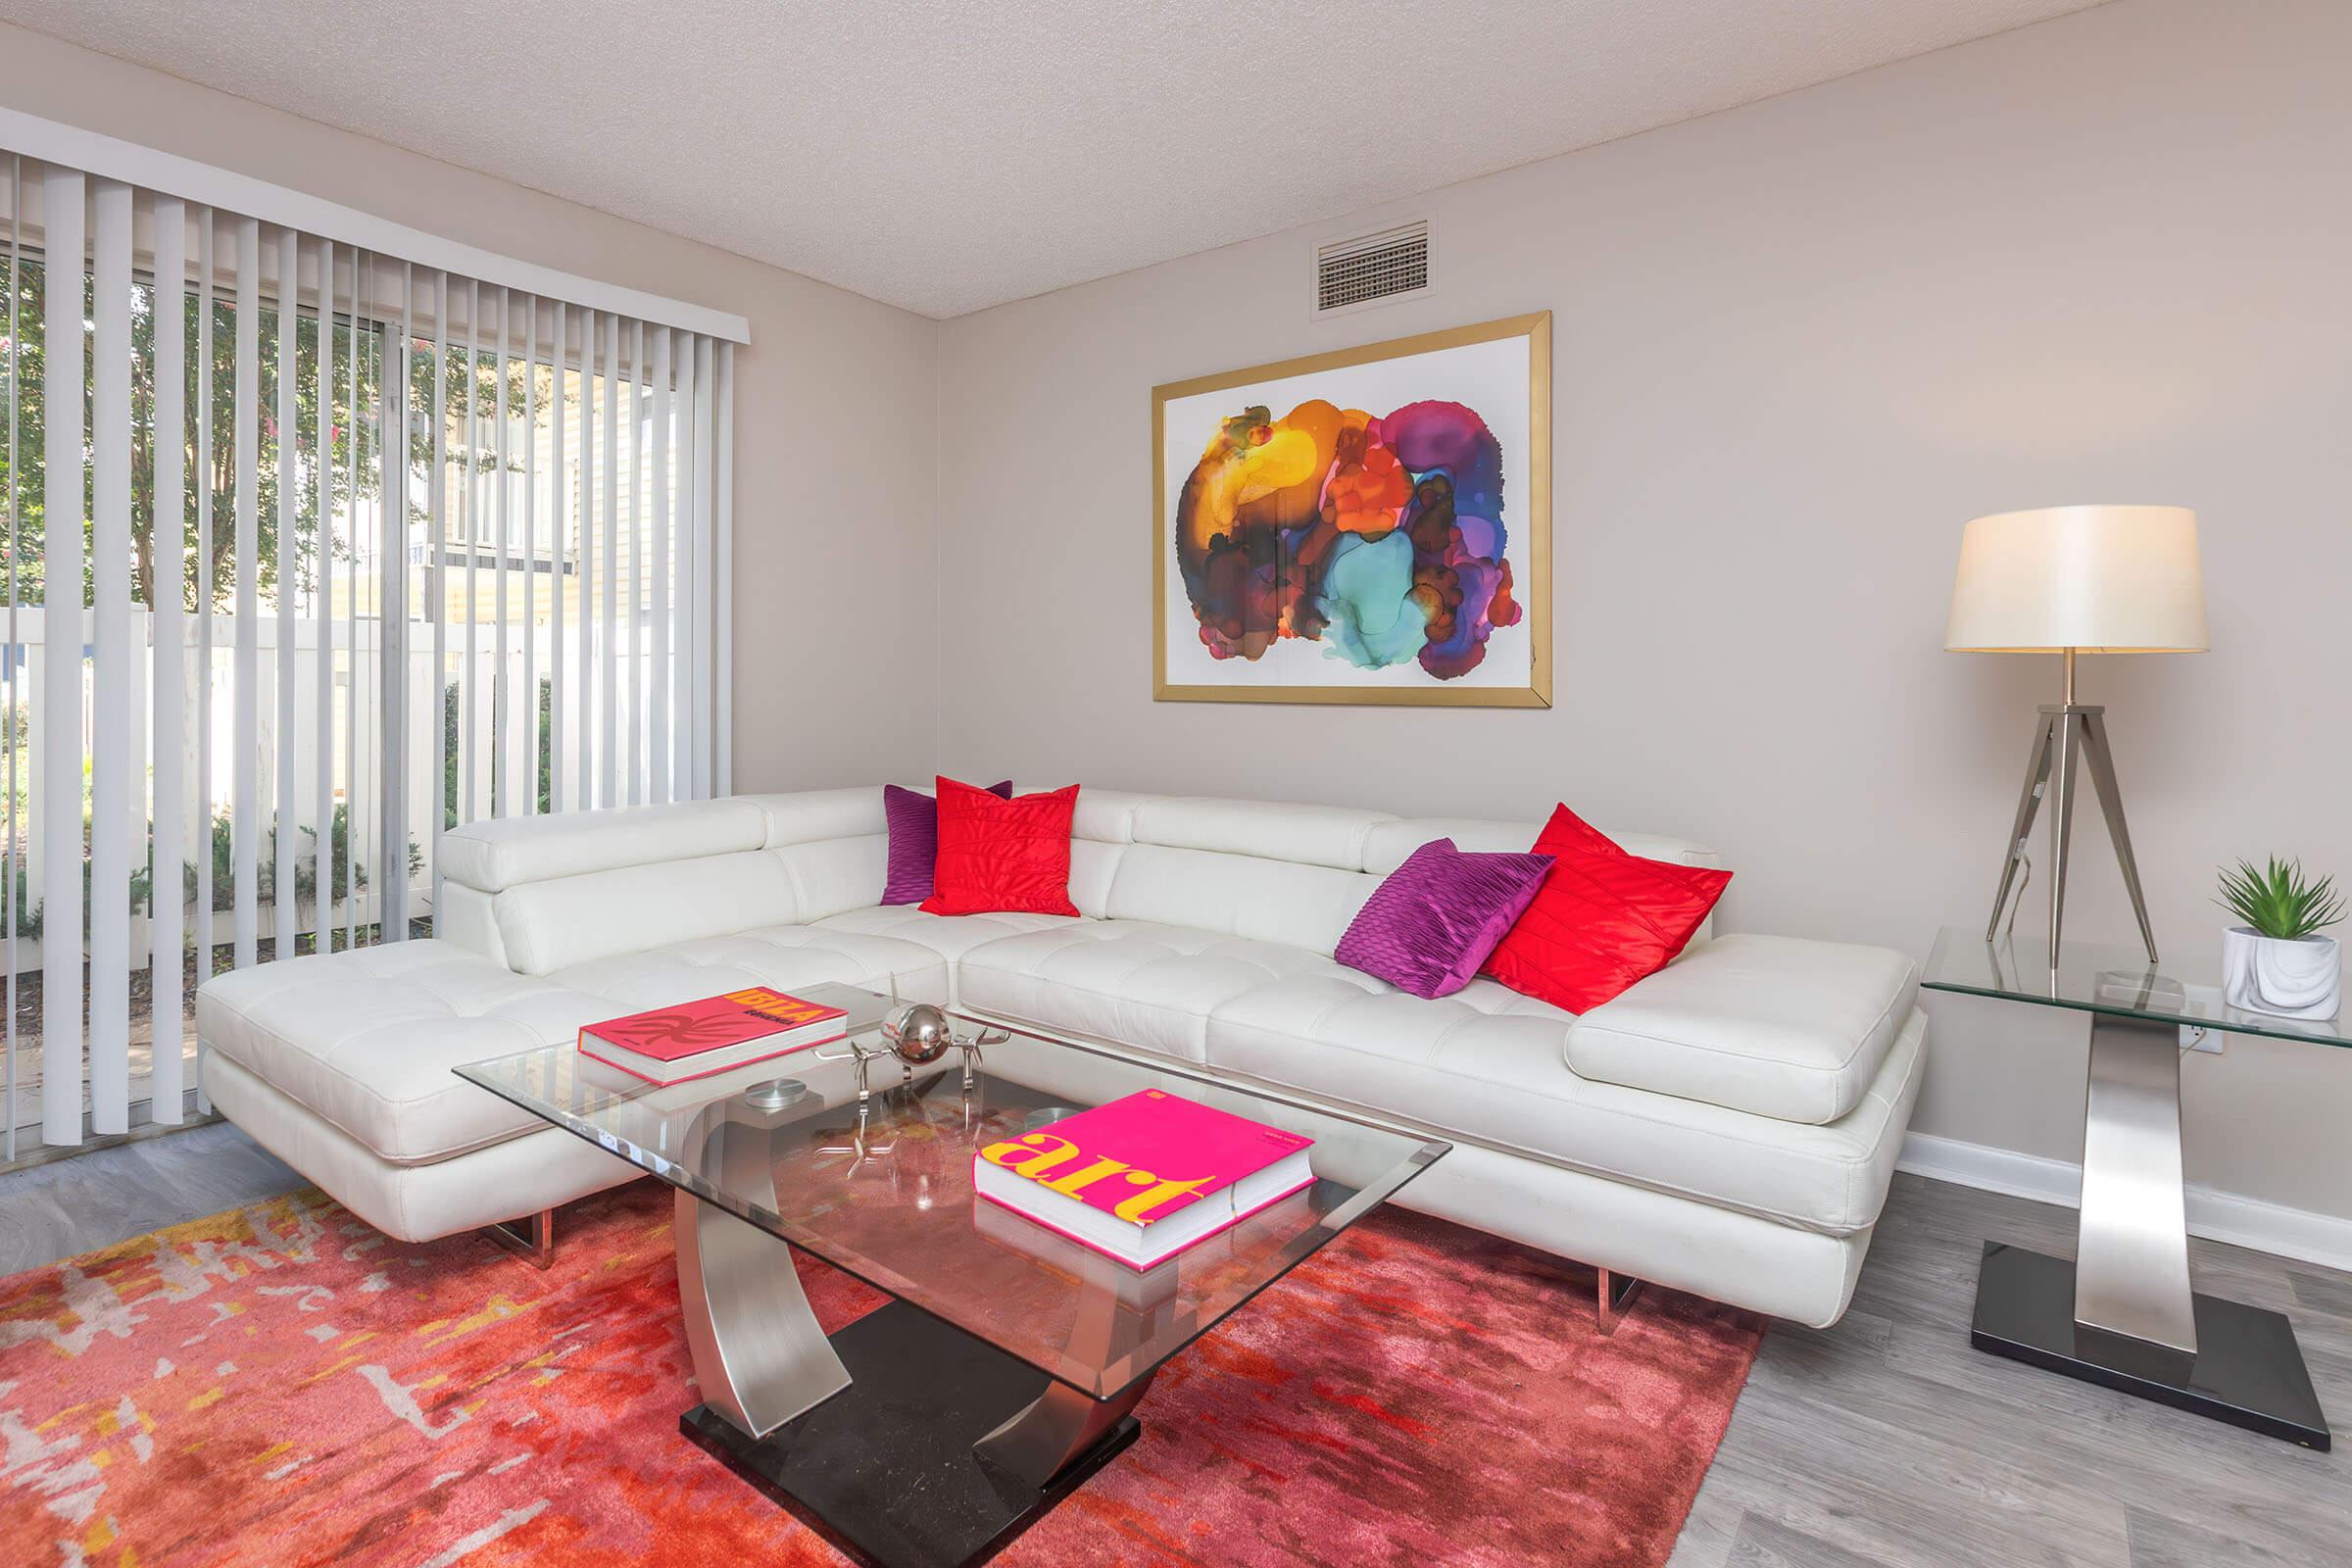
[972,1089,1316,1268]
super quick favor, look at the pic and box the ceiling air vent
[1315,220,1430,315]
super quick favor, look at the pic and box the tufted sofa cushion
[954,919,1363,1062]
[196,941,607,1165]
[1566,934,1920,1125]
[1202,970,1927,1236]
[813,906,1076,978]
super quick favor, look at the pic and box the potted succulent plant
[2216,858,2345,1020]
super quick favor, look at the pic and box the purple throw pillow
[882,779,1012,905]
[1336,838,1555,1000]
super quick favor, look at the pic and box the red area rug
[0,1181,1760,1567]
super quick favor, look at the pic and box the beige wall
[936,0,2352,1218]
[0,20,940,796]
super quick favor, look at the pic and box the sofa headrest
[1004,784,1153,845]
[1127,797,1396,872]
[1362,817,1723,876]
[436,785,1722,902]
[439,799,766,894]
[740,786,890,848]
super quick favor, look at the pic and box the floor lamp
[1945,505,2208,964]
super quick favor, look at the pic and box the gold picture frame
[1152,311,1550,708]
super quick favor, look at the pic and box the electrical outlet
[2180,984,2226,1054]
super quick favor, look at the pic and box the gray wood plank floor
[2,1137,2344,1564]
[0,1120,303,1275]
[1671,1172,2351,1568]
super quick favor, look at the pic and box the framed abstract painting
[1152,312,1550,707]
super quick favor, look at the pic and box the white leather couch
[196,785,1926,1328]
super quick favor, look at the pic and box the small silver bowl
[742,1077,810,1111]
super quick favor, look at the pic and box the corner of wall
[929,313,947,781]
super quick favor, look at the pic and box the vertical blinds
[0,144,741,1159]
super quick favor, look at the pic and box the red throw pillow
[1481,804,1732,1013]
[921,779,1081,917]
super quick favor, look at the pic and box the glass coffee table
[459,986,1447,1568]
[1923,927,2340,1449]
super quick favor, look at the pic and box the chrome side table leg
[2074,1010,2194,1354]
[1970,1007,2328,1447]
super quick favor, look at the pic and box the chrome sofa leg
[485,1208,556,1269]
[1596,1266,1643,1335]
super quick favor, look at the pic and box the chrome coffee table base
[674,1187,1153,1568]
[680,1299,1144,1568]
[1972,1243,2328,1449]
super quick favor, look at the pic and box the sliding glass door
[0,153,735,1162]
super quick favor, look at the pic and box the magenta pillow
[1336,838,1555,999]
[882,779,1011,905]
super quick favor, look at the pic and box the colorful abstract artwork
[1154,314,1549,706]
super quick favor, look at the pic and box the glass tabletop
[457,985,1448,1398]
[1921,926,2352,1047]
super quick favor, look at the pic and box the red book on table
[577,987,849,1086]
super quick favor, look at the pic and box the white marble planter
[2220,926,2342,1020]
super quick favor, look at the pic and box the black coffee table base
[1972,1242,2330,1450]
[680,1299,1142,1568]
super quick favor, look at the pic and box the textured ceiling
[2,0,2104,318]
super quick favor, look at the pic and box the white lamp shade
[1944,505,2208,654]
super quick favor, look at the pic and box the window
[0,147,739,1161]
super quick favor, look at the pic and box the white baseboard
[1897,1131,2352,1275]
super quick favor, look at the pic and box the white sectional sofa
[195,785,1927,1328]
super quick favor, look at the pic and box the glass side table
[1922,926,2340,1448]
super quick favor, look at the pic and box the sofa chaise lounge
[196,785,1927,1328]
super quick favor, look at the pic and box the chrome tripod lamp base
[1984,661,2158,966]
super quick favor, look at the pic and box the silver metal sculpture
[883,1002,955,1064]
[814,1094,898,1176]
[955,1025,1007,1092]
[809,1034,893,1108]
[814,990,1010,1109]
